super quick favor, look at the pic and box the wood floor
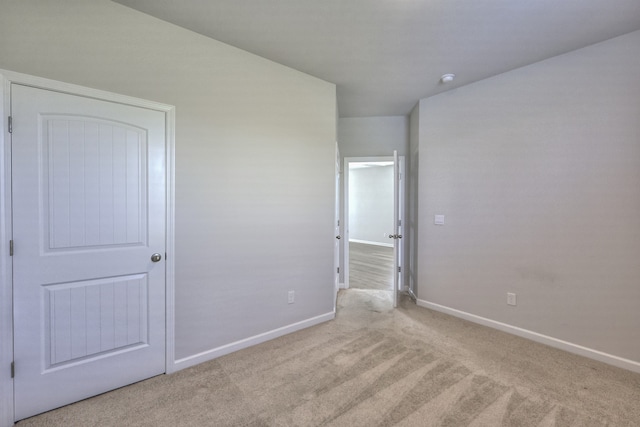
[348,241,393,291]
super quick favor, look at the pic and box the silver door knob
[336,235,341,239]
[388,234,395,239]
[151,253,162,262]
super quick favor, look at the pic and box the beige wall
[417,30,640,364]
[0,0,336,362]
[338,116,408,157]
[408,105,420,296]
[348,165,394,245]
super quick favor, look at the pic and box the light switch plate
[434,215,445,225]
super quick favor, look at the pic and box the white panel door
[397,156,404,295]
[334,143,341,303]
[392,151,400,308]
[12,84,166,421]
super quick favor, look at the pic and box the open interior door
[392,150,401,307]
[334,143,341,309]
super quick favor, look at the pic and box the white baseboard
[349,239,393,248]
[173,312,335,371]
[417,299,640,374]
[338,282,346,289]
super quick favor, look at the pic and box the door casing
[0,69,176,427]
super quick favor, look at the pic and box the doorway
[343,156,404,306]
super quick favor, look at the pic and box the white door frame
[0,69,176,427]
[343,156,405,291]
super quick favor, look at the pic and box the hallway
[349,242,393,291]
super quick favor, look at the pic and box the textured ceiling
[113,0,640,117]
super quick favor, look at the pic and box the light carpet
[17,289,640,426]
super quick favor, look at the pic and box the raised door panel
[45,275,148,368]
[44,117,147,251]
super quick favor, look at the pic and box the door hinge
[8,116,12,134]
[337,267,340,274]
[9,240,13,256]
[398,266,401,273]
[10,361,14,378]
[398,219,401,226]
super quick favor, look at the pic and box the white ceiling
[113,0,640,118]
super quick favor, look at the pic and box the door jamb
[0,69,176,426]
[0,72,13,427]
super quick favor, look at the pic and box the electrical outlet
[288,290,295,304]
[507,292,517,306]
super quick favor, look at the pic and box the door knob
[388,234,395,239]
[336,235,341,239]
[151,253,162,262]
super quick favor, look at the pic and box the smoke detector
[440,73,456,83]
